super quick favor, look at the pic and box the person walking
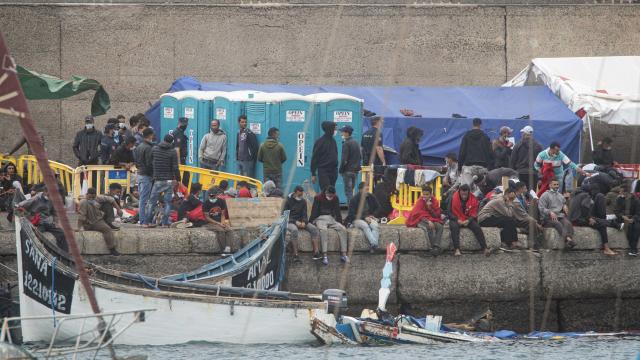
[447,184,489,256]
[72,116,102,166]
[311,121,339,192]
[257,127,287,189]
[173,117,189,165]
[510,126,543,188]
[283,185,321,262]
[338,125,361,203]
[236,115,259,178]
[345,182,380,252]
[199,119,227,170]
[78,188,119,256]
[309,186,349,265]
[134,128,155,227]
[406,185,444,255]
[458,118,494,172]
[399,126,424,165]
[146,134,181,227]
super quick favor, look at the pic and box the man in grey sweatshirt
[199,120,227,170]
[538,179,575,248]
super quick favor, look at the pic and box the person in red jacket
[447,184,489,256]
[407,185,444,255]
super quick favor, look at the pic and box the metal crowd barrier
[178,164,263,194]
[388,176,443,225]
[13,155,75,194]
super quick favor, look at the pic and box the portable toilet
[306,93,364,202]
[193,91,229,168]
[159,93,180,140]
[210,90,262,174]
[261,93,314,194]
[176,91,210,167]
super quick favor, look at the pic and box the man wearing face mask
[539,179,575,249]
[311,121,339,192]
[173,117,189,165]
[77,188,119,256]
[73,116,103,166]
[338,125,361,203]
[199,119,227,171]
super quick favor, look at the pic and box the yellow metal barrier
[178,165,263,195]
[73,165,131,199]
[18,155,75,195]
[388,176,442,225]
[361,165,374,193]
[0,155,18,169]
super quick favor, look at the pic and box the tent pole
[587,115,595,152]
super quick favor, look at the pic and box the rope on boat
[50,257,57,326]
[0,262,17,274]
[135,273,160,291]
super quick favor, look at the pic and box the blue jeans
[146,180,174,226]
[238,160,255,178]
[137,175,153,225]
[353,219,379,247]
[342,172,356,203]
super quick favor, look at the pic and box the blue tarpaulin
[146,78,582,164]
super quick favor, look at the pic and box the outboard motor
[322,289,348,319]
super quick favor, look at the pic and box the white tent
[504,56,640,127]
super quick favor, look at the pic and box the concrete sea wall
[1,224,639,333]
[1,3,639,163]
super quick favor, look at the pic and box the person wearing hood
[458,118,494,171]
[406,185,445,255]
[339,125,361,203]
[262,180,284,198]
[592,137,617,170]
[236,115,259,178]
[257,127,287,189]
[309,185,348,266]
[569,183,617,256]
[173,117,189,165]
[346,181,380,252]
[199,119,227,171]
[283,185,320,262]
[492,126,514,169]
[145,134,181,227]
[510,126,543,189]
[73,116,102,166]
[311,121,339,192]
[399,126,424,166]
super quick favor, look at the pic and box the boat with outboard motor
[15,217,332,345]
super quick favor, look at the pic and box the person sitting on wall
[97,183,124,230]
[479,187,523,250]
[539,179,575,249]
[406,185,445,256]
[237,181,253,198]
[569,183,617,256]
[345,181,380,253]
[262,180,284,198]
[511,181,543,249]
[178,183,206,228]
[203,186,233,256]
[283,185,320,263]
[16,185,67,252]
[309,185,349,266]
[615,183,640,256]
[447,184,489,256]
[77,188,120,256]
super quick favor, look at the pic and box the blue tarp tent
[146,78,582,164]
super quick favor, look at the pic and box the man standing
[399,126,424,165]
[510,126,543,188]
[592,137,618,172]
[361,116,386,167]
[447,184,488,256]
[283,185,321,262]
[173,117,189,165]
[257,127,287,189]
[146,134,181,227]
[100,124,118,165]
[339,125,361,203]
[539,179,575,248]
[77,188,120,256]
[492,126,514,169]
[406,185,444,255]
[199,119,227,171]
[615,184,640,256]
[72,116,102,166]
[458,118,494,171]
[311,121,339,191]
[134,128,155,228]
[345,182,380,252]
[109,136,136,170]
[236,115,259,178]
[309,186,349,265]
[535,141,587,185]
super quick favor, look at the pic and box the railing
[178,164,263,195]
[73,165,132,199]
[9,154,75,194]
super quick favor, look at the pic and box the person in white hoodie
[199,120,227,170]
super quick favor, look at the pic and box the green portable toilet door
[160,95,179,140]
[278,100,314,194]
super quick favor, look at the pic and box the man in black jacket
[339,125,361,203]
[311,121,338,191]
[100,124,118,165]
[399,126,424,165]
[109,136,136,170]
[345,182,380,252]
[145,134,181,227]
[309,186,348,265]
[615,184,640,256]
[236,115,259,178]
[283,185,320,262]
[510,126,542,188]
[458,118,494,171]
[173,117,189,165]
[73,116,102,166]
[134,128,156,227]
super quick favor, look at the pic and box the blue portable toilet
[159,93,180,140]
[306,93,364,203]
[194,91,229,168]
[253,92,314,194]
[176,91,210,167]
[212,90,262,174]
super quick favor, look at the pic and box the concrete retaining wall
[1,224,639,331]
[1,4,639,163]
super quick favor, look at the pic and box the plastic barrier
[615,164,640,180]
[178,164,263,195]
[72,165,131,200]
[387,177,442,225]
[17,155,75,194]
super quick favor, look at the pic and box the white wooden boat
[15,218,329,345]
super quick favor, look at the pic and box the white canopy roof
[503,56,640,126]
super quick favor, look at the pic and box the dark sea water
[80,338,640,360]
